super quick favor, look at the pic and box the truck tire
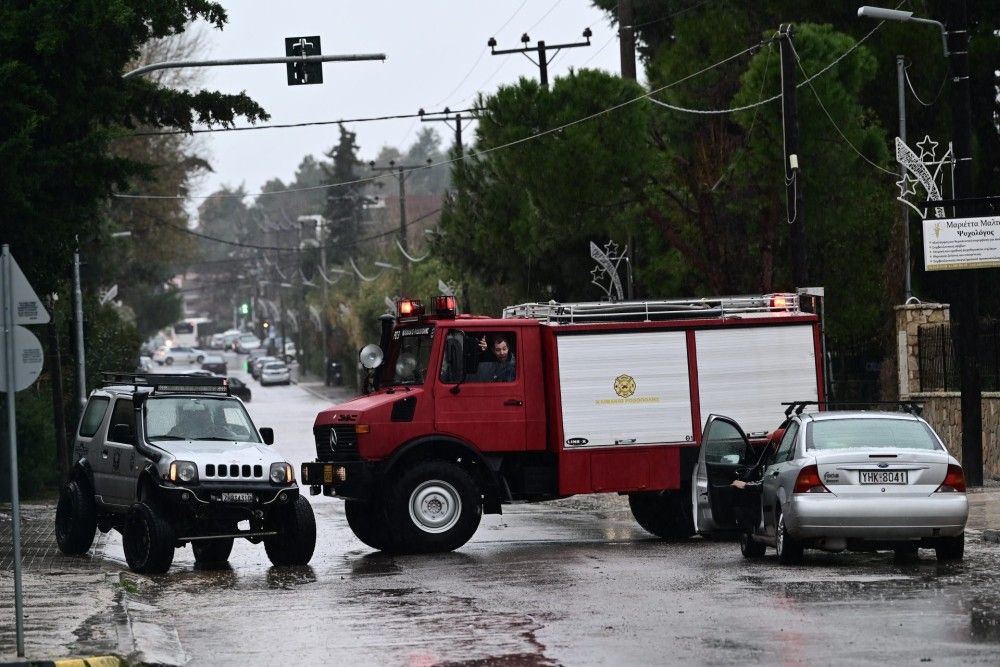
[264,496,316,566]
[628,485,696,540]
[55,480,97,555]
[122,502,176,574]
[345,499,395,551]
[193,538,235,565]
[935,534,964,562]
[388,460,482,554]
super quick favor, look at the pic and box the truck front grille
[204,463,263,479]
[314,424,359,461]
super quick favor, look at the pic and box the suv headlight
[169,460,199,484]
[270,462,293,484]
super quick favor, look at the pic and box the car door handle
[504,399,523,406]
[101,449,110,459]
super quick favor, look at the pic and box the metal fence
[826,338,884,403]
[918,321,1000,392]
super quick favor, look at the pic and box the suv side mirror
[110,423,134,445]
[259,427,274,445]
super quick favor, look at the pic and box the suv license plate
[860,471,907,485]
[221,492,254,503]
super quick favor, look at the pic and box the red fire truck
[302,291,825,553]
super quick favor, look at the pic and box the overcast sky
[185,1,628,206]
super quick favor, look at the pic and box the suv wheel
[264,496,316,566]
[935,534,964,562]
[345,499,395,551]
[628,484,696,540]
[193,538,235,565]
[775,510,803,565]
[55,480,97,555]
[122,503,175,574]
[387,460,482,554]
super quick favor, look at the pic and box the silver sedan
[695,410,968,564]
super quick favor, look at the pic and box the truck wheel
[935,534,964,562]
[193,538,235,565]
[628,485,695,540]
[388,460,482,554]
[55,480,97,555]
[122,503,175,574]
[264,496,316,566]
[775,511,803,565]
[345,499,395,551]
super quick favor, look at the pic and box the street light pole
[896,55,912,301]
[72,239,86,410]
[121,53,386,79]
[370,160,431,293]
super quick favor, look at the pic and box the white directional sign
[0,325,44,393]
[0,252,50,324]
[922,215,1000,271]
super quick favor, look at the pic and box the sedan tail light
[793,464,830,494]
[934,464,966,493]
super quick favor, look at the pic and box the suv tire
[345,499,395,551]
[387,460,482,554]
[775,510,803,565]
[264,496,316,566]
[935,534,964,562]
[122,503,176,574]
[628,485,696,540]
[193,538,235,565]
[55,480,97,555]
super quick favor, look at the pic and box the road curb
[115,572,186,666]
[983,529,1000,544]
[0,656,124,667]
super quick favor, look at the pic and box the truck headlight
[169,460,198,484]
[270,462,293,484]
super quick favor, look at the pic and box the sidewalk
[0,504,184,664]
[290,366,354,404]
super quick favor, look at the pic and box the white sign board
[0,325,44,392]
[0,253,50,324]
[922,216,1000,271]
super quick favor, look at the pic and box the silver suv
[55,373,316,573]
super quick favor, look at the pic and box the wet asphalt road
[121,355,1000,665]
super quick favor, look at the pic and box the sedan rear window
[808,419,941,451]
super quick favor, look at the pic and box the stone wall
[895,303,1000,481]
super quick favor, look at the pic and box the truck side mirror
[259,427,274,445]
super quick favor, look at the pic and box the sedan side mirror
[259,427,274,445]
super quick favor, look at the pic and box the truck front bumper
[301,460,376,500]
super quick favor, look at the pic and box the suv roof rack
[782,400,923,417]
[100,372,231,396]
[503,293,801,324]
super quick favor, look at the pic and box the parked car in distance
[251,356,277,380]
[235,333,261,354]
[201,354,227,375]
[152,346,205,366]
[697,406,968,564]
[229,376,252,403]
[260,361,291,386]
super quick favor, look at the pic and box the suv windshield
[145,397,261,443]
[383,326,435,386]
[808,419,941,451]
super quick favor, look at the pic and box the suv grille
[205,463,264,479]
[314,424,359,461]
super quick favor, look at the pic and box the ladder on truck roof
[502,293,803,324]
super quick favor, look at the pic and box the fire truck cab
[302,291,824,553]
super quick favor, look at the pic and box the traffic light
[239,303,250,316]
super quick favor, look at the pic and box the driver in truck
[477,334,516,382]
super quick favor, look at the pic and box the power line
[129,108,477,137]
[904,64,947,107]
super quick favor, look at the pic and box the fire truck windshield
[383,326,435,386]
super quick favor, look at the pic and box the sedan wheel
[775,511,803,565]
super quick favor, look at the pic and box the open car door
[693,414,751,534]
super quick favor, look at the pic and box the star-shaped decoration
[591,266,607,284]
[916,135,939,161]
[896,173,922,199]
[603,240,620,259]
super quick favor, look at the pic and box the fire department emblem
[613,374,636,399]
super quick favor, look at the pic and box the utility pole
[778,24,808,286]
[946,0,982,486]
[419,108,465,157]
[619,0,637,299]
[46,295,69,479]
[72,239,86,410]
[370,159,431,292]
[896,55,912,301]
[488,28,593,88]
